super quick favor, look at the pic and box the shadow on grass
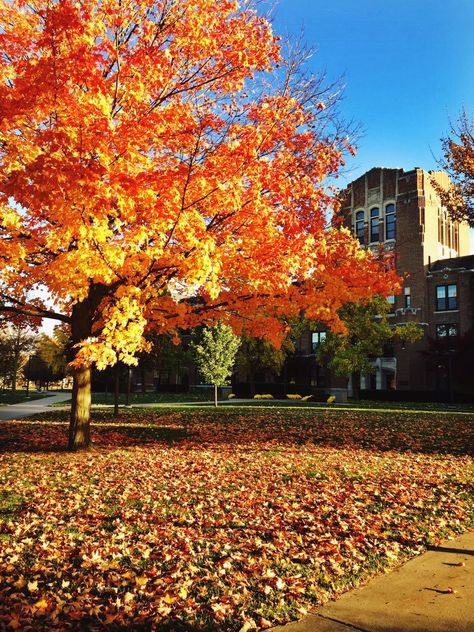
[1,406,473,457]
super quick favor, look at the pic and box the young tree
[0,321,36,392]
[434,110,474,224]
[235,333,294,396]
[0,0,399,448]
[37,328,69,378]
[317,297,422,398]
[191,323,240,407]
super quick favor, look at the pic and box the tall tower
[340,167,470,391]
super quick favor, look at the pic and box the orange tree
[434,110,473,223]
[0,0,399,449]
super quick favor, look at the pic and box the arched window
[370,207,379,242]
[385,203,396,240]
[355,210,365,245]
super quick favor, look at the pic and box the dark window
[355,210,365,245]
[311,331,326,353]
[385,203,396,240]
[436,284,457,311]
[370,207,379,242]
[404,286,411,308]
[436,324,458,338]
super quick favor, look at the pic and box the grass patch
[0,390,53,406]
[0,490,26,520]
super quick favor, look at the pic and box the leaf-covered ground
[1,408,473,631]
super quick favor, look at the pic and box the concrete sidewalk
[0,392,72,421]
[272,530,474,632]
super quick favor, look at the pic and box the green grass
[0,390,53,406]
[50,390,214,406]
[0,490,26,521]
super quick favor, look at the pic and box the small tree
[317,296,422,398]
[434,110,474,224]
[0,321,36,391]
[191,323,240,407]
[235,333,295,396]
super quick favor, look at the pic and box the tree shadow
[1,407,473,457]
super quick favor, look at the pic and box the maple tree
[191,322,240,406]
[434,110,474,224]
[0,0,399,449]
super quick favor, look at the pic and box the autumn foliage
[0,0,399,447]
[434,111,474,224]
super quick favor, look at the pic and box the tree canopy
[317,296,423,394]
[434,110,474,224]
[191,322,240,406]
[0,0,399,447]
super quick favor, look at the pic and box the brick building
[339,166,474,396]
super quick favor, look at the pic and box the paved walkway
[0,392,72,421]
[272,530,474,632]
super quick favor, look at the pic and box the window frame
[355,210,365,245]
[436,284,458,311]
[311,331,327,353]
[436,323,458,338]
[385,202,396,240]
[370,207,380,243]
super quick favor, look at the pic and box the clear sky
[271,0,474,185]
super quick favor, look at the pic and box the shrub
[327,395,336,404]
[286,394,302,400]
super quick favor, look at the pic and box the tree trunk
[126,367,131,406]
[69,364,92,449]
[249,369,256,398]
[114,364,120,418]
[351,370,361,400]
[68,296,97,450]
[214,383,218,407]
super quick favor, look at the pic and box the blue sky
[272,0,474,185]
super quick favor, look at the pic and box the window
[387,295,395,313]
[370,207,379,242]
[436,324,458,338]
[385,203,396,240]
[436,284,457,311]
[355,210,365,245]
[404,286,411,308]
[311,331,326,353]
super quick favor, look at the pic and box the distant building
[338,166,473,397]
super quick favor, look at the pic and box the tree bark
[351,370,361,400]
[214,383,218,407]
[68,296,96,450]
[114,364,120,418]
[69,364,92,450]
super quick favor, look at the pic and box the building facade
[340,166,473,396]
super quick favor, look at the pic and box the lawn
[50,391,214,407]
[0,407,473,631]
[0,391,53,407]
